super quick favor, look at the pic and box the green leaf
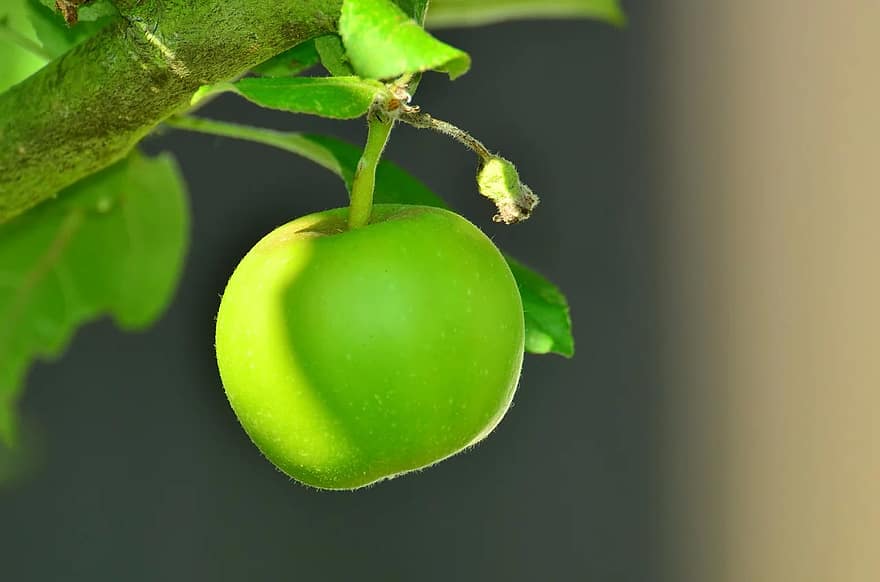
[306,134,447,208]
[425,0,626,28]
[314,35,355,77]
[324,1,433,79]
[251,40,321,77]
[340,0,471,80]
[0,151,189,445]
[505,257,574,357]
[0,414,42,487]
[164,117,445,208]
[393,0,429,23]
[314,4,431,78]
[198,77,386,120]
[26,0,114,59]
[0,0,48,93]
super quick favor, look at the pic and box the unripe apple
[215,204,524,489]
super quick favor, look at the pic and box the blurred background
[1,1,878,580]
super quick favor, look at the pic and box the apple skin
[215,204,524,489]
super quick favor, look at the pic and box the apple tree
[0,0,623,487]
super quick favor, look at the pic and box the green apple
[215,204,524,489]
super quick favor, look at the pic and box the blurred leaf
[340,0,470,80]
[0,0,47,93]
[392,0,429,23]
[252,40,321,77]
[167,117,573,356]
[198,77,385,120]
[505,257,574,356]
[0,151,189,446]
[426,0,625,28]
[0,416,42,487]
[26,0,114,58]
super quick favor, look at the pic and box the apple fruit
[215,204,524,489]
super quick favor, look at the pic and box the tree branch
[0,0,342,222]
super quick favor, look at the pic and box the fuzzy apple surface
[215,204,525,489]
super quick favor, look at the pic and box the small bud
[477,156,539,224]
[55,0,88,26]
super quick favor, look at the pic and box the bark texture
[0,0,342,222]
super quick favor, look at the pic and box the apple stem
[398,109,492,163]
[348,112,394,230]
[397,107,539,224]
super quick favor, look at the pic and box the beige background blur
[662,1,879,581]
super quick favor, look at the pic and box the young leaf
[426,0,626,28]
[505,257,574,356]
[197,77,386,120]
[26,0,114,58]
[251,40,321,77]
[0,0,48,93]
[340,0,471,80]
[0,151,189,445]
[166,117,573,356]
[314,35,355,77]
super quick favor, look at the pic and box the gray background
[1,4,663,580]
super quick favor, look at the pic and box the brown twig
[55,0,92,26]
